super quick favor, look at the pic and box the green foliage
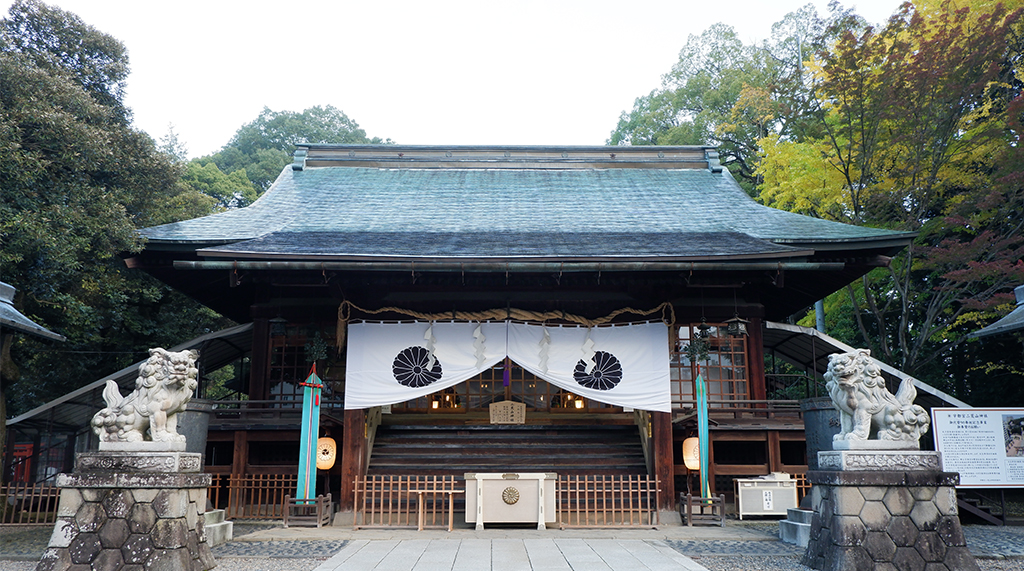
[608,2,1024,403]
[1,2,229,423]
[1,0,129,117]
[749,2,1024,401]
[608,7,839,189]
[182,161,255,209]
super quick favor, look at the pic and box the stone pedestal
[802,451,978,571]
[37,451,214,571]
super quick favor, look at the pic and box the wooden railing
[209,473,298,519]
[675,399,803,421]
[792,472,810,501]
[0,483,59,526]
[558,475,660,528]
[354,475,461,530]
[207,399,345,428]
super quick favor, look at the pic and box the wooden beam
[713,464,770,475]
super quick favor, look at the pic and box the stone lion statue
[825,349,929,443]
[91,348,199,444]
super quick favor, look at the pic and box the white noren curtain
[344,321,670,412]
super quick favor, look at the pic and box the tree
[608,7,837,189]
[1,1,228,462]
[182,161,256,209]
[158,124,190,163]
[1,0,129,117]
[758,2,1024,397]
[200,105,388,202]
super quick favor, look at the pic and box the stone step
[203,509,233,548]
[779,518,810,547]
[786,507,814,524]
[204,508,226,525]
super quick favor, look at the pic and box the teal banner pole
[696,369,710,499]
[297,364,323,502]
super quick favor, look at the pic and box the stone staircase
[779,507,813,547]
[203,509,233,547]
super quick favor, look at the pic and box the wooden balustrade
[354,475,461,530]
[353,474,661,530]
[557,474,660,528]
[209,473,298,520]
[0,483,59,525]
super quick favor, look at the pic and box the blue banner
[297,364,323,502]
[696,371,710,499]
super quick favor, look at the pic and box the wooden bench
[681,493,725,526]
[283,493,332,528]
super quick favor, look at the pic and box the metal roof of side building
[138,145,915,263]
[970,285,1024,339]
[0,282,64,342]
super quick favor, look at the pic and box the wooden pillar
[231,430,248,476]
[2,428,15,484]
[747,317,767,401]
[652,411,675,511]
[768,430,782,473]
[708,432,717,495]
[29,432,41,483]
[248,317,270,402]
[338,407,366,512]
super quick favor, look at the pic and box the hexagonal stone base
[39,468,214,571]
[802,469,979,571]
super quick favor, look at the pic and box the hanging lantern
[696,318,711,339]
[725,315,750,337]
[683,437,701,471]
[269,316,288,337]
[316,437,337,470]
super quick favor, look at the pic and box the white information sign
[932,408,1024,488]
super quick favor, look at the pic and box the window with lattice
[671,324,748,406]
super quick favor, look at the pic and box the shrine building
[11,145,923,516]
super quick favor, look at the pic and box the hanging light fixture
[726,290,749,337]
[269,316,288,337]
[683,437,701,471]
[316,437,337,470]
[696,317,711,339]
[725,315,749,337]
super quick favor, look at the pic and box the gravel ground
[691,555,1024,571]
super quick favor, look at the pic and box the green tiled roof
[140,147,912,261]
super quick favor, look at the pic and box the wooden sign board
[489,401,526,424]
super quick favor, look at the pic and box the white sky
[11,0,905,158]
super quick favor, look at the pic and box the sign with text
[932,408,1024,488]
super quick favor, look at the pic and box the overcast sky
[11,0,905,158]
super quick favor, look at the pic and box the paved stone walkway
[313,538,707,571]
[4,519,1024,570]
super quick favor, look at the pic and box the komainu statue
[825,349,930,443]
[91,348,199,444]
